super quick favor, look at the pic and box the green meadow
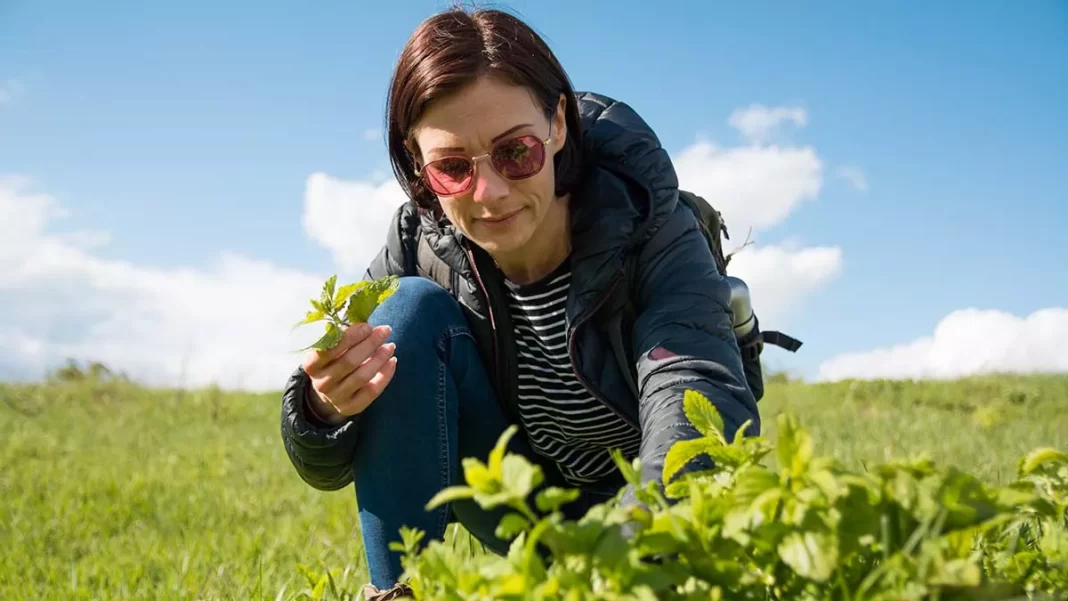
[2,373,1065,600]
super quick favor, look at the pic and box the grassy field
[1,373,1065,600]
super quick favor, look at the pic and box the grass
[1,373,1065,600]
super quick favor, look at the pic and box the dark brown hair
[386,6,585,213]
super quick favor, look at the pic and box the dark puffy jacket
[280,91,759,504]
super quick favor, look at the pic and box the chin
[467,210,534,252]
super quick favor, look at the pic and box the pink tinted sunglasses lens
[423,158,473,195]
[492,136,546,179]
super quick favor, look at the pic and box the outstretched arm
[627,201,759,498]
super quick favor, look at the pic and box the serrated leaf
[663,438,715,485]
[320,275,337,308]
[683,389,726,443]
[425,485,477,511]
[291,309,326,330]
[333,281,367,311]
[344,276,399,324]
[302,322,344,351]
[778,529,838,582]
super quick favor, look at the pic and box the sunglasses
[414,125,553,196]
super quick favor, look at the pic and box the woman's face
[409,76,568,257]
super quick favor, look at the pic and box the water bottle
[725,276,757,338]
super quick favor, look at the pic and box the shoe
[362,581,414,600]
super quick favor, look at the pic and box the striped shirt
[504,259,641,486]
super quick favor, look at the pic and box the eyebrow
[427,123,533,157]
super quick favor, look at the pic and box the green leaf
[495,513,530,539]
[733,418,754,444]
[501,454,541,500]
[291,309,326,330]
[663,438,715,484]
[732,466,780,505]
[777,529,838,582]
[776,413,814,476]
[928,557,981,587]
[610,448,641,487]
[345,275,400,324]
[683,389,726,443]
[536,487,581,513]
[302,322,344,351]
[320,274,337,308]
[937,468,1000,530]
[425,485,477,511]
[1018,447,1068,476]
[333,281,367,311]
[461,458,494,491]
[488,425,518,478]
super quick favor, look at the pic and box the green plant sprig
[292,274,399,351]
[387,389,1068,600]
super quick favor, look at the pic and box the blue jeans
[354,277,622,588]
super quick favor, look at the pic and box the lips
[478,208,523,223]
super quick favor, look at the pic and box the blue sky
[1,0,1066,389]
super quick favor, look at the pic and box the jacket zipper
[464,245,502,401]
[567,270,641,433]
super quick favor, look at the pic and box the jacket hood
[572,91,680,244]
[565,92,681,297]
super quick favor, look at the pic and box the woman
[280,7,761,598]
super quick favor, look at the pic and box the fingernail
[379,325,393,337]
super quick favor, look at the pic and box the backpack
[599,190,802,403]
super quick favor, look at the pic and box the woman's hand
[301,323,397,423]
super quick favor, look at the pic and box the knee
[367,276,466,339]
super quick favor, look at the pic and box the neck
[491,194,571,285]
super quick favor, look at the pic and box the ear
[551,92,568,155]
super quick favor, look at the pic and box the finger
[332,342,396,402]
[317,325,392,385]
[339,356,398,416]
[303,323,385,375]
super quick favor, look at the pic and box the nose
[469,157,509,204]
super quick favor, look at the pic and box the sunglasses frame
[414,123,553,197]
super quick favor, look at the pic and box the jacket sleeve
[627,201,760,497]
[279,202,419,491]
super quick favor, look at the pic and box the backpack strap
[760,330,803,352]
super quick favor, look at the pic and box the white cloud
[728,104,807,143]
[0,101,850,390]
[673,140,822,235]
[672,106,838,328]
[724,244,843,325]
[0,175,329,392]
[301,171,409,275]
[818,307,1068,381]
[363,128,382,142]
[835,166,868,192]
